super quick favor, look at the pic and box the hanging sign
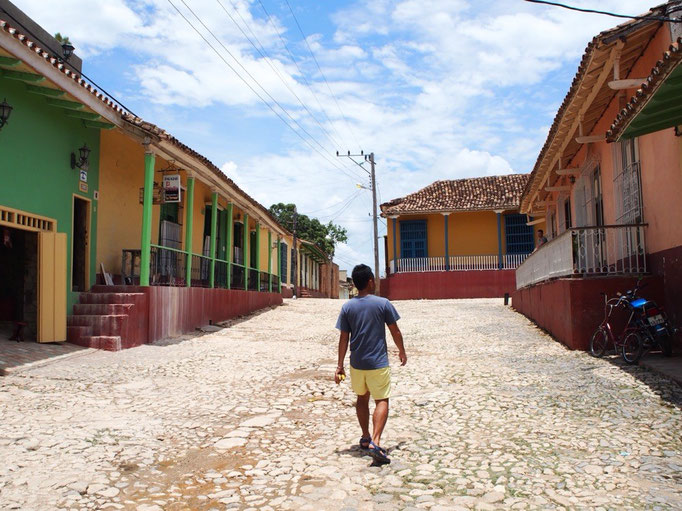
[163,174,181,203]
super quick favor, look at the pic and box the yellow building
[380,174,532,299]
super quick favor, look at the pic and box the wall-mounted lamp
[61,42,75,61]
[0,98,13,131]
[70,143,90,171]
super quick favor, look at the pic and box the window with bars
[399,220,427,258]
[280,242,288,284]
[613,138,643,224]
[504,214,534,254]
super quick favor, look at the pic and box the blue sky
[14,0,654,273]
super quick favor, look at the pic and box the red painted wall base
[511,276,667,351]
[380,270,517,300]
[90,285,282,345]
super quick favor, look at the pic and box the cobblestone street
[1,298,682,510]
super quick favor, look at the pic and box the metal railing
[190,253,211,288]
[516,224,647,289]
[248,269,259,291]
[260,272,270,292]
[231,264,246,290]
[150,245,187,286]
[389,253,529,274]
[124,248,284,292]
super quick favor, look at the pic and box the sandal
[368,441,390,465]
[359,436,371,450]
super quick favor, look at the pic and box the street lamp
[71,143,91,171]
[0,98,13,131]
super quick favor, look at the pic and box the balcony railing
[515,224,647,290]
[389,253,529,274]
[121,248,281,292]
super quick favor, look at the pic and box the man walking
[335,264,407,465]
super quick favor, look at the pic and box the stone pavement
[0,333,90,375]
[1,298,681,510]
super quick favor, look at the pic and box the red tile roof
[0,17,289,235]
[607,37,682,142]
[380,174,530,216]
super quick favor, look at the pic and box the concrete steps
[66,289,148,351]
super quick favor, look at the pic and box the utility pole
[337,150,381,296]
[292,205,298,298]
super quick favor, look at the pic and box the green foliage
[54,33,72,45]
[269,203,348,257]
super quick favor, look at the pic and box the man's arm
[335,331,349,384]
[387,323,407,366]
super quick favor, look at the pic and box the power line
[283,0,363,151]
[523,0,682,22]
[215,0,348,155]
[0,7,139,117]
[256,0,349,149]
[177,0,362,183]
[167,0,361,184]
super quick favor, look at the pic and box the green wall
[0,76,100,312]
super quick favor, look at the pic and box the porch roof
[607,38,682,142]
[0,15,293,239]
[299,240,328,264]
[519,2,671,213]
[379,174,529,217]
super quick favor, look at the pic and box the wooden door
[38,231,67,342]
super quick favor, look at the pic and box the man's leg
[356,392,371,440]
[372,398,389,447]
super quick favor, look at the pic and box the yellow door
[38,231,67,342]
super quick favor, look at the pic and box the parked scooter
[617,279,676,361]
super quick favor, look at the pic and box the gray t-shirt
[335,295,401,370]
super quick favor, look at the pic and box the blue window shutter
[399,220,427,258]
[504,214,534,254]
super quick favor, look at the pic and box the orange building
[380,174,532,299]
[512,2,682,351]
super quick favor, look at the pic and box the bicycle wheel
[622,331,643,365]
[589,328,609,357]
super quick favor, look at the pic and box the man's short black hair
[352,264,374,291]
[538,229,544,235]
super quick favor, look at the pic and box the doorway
[72,196,90,292]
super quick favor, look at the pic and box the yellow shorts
[350,366,391,400]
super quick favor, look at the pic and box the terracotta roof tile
[0,17,290,236]
[380,174,529,216]
[607,37,682,142]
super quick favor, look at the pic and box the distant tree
[54,33,72,45]
[269,203,348,257]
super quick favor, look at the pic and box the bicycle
[590,291,644,364]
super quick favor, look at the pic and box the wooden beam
[83,120,116,130]
[64,111,102,121]
[25,84,66,97]
[555,168,581,176]
[575,135,605,144]
[527,44,619,211]
[46,98,84,110]
[527,217,546,226]
[0,69,45,82]
[608,79,646,90]
[0,56,21,67]
[545,185,572,192]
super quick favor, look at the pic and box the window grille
[399,220,427,258]
[280,242,288,284]
[613,138,643,224]
[504,214,534,254]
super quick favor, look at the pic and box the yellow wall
[386,210,526,260]
[97,130,168,274]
